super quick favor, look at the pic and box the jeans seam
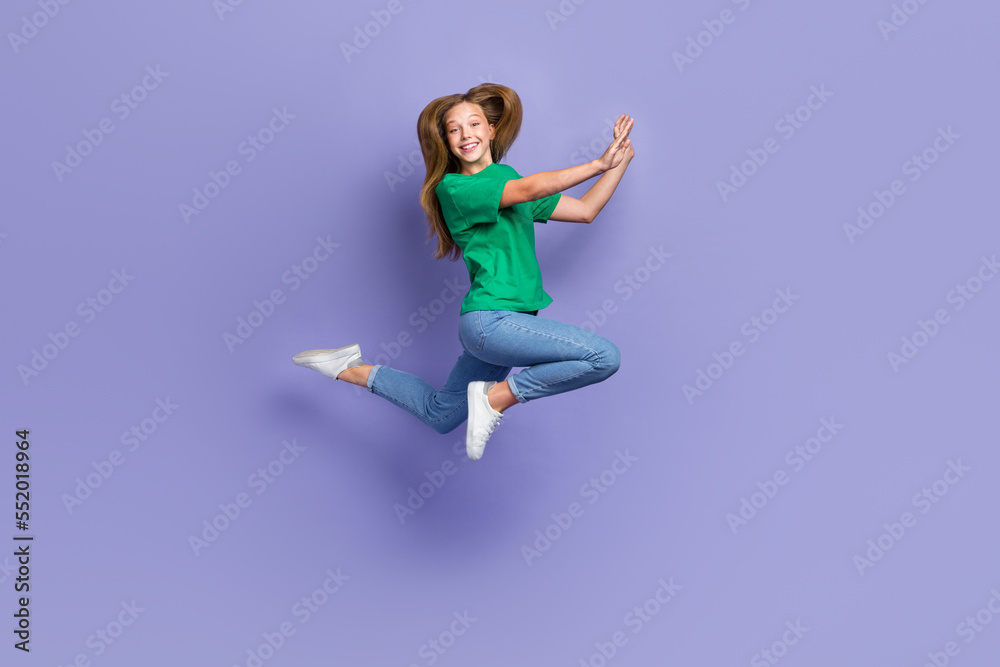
[498,318,605,365]
[423,364,510,427]
[366,364,381,391]
[475,310,486,352]
[508,376,527,403]
[371,372,508,429]
[495,318,605,401]
[516,364,595,401]
[369,311,611,431]
[372,386,458,428]
[432,393,469,426]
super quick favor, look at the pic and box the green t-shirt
[435,163,561,315]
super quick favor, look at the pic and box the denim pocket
[459,311,485,352]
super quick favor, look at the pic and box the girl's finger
[612,115,632,141]
[622,118,634,139]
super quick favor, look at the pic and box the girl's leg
[467,310,621,404]
[359,351,512,435]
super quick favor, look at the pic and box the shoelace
[486,413,503,434]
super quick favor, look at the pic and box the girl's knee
[591,339,620,378]
[432,415,464,435]
[603,342,621,376]
[431,420,454,435]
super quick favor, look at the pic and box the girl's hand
[596,114,634,172]
[620,137,635,163]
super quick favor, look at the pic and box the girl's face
[444,102,494,173]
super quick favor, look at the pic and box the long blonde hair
[417,83,523,261]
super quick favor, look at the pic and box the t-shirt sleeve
[436,177,507,232]
[531,193,562,224]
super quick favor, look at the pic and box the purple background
[4,0,999,665]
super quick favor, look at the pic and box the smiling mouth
[460,142,479,152]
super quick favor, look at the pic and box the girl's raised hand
[596,114,634,172]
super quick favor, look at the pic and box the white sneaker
[466,380,503,461]
[292,345,363,380]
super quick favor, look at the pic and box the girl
[293,83,634,461]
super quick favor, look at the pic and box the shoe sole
[292,345,360,366]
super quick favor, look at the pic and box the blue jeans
[365,309,620,434]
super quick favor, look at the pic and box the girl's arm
[500,114,635,222]
[549,150,633,224]
[499,161,603,209]
[500,114,634,211]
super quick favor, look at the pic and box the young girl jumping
[293,83,634,461]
